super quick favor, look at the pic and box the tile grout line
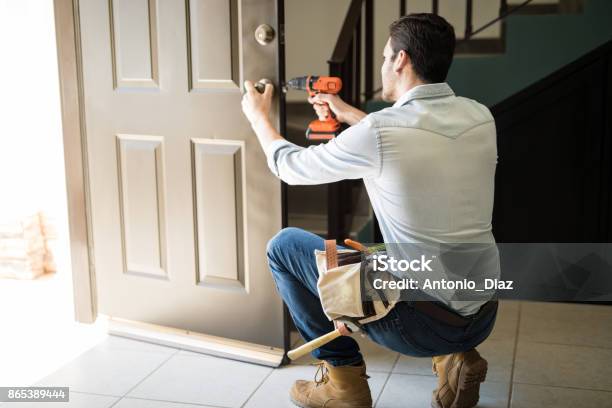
[239,364,275,408]
[108,394,227,408]
[506,301,522,408]
[387,371,433,378]
[373,352,400,407]
[107,347,182,408]
[518,339,612,350]
[510,381,612,394]
[70,390,124,399]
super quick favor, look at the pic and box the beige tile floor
[2,300,612,407]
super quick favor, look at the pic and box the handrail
[326,0,369,241]
[466,0,533,39]
[364,0,374,100]
[326,0,540,241]
[329,0,364,65]
[400,0,534,41]
[465,0,474,38]
[366,0,537,97]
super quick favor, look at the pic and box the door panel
[116,134,168,279]
[110,0,159,89]
[78,0,284,348]
[186,0,238,90]
[192,139,246,290]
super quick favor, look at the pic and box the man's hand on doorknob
[241,80,274,128]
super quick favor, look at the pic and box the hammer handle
[287,329,343,361]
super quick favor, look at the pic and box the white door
[77,0,284,362]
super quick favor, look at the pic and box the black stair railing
[465,0,474,37]
[327,0,536,242]
[400,0,533,40]
[467,0,534,39]
[326,0,376,241]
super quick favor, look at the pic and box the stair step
[454,1,585,56]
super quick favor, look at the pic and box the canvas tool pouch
[315,239,399,326]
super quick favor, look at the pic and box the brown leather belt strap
[413,300,498,327]
[324,239,338,269]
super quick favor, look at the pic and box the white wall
[285,0,558,97]
[0,0,69,270]
[284,0,351,101]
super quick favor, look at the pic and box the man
[241,13,498,408]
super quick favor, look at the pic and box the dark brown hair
[389,13,455,83]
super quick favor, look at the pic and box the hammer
[287,322,355,361]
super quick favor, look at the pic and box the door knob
[254,24,275,45]
[254,78,273,93]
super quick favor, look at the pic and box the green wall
[368,0,612,111]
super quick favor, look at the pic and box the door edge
[54,0,97,323]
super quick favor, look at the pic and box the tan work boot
[289,361,373,408]
[431,349,488,408]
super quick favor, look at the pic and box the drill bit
[285,76,308,91]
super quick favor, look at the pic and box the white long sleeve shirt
[265,83,500,315]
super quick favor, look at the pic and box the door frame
[53,0,290,366]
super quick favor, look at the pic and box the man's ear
[393,50,410,73]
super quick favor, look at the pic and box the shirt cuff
[264,139,294,177]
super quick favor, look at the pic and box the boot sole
[290,396,372,408]
[431,357,488,408]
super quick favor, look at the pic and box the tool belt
[412,298,498,327]
[315,240,398,328]
[315,239,498,330]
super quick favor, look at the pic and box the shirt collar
[392,82,455,108]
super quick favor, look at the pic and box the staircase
[283,0,611,242]
[491,39,612,242]
[284,104,372,240]
[450,0,612,106]
[454,0,586,55]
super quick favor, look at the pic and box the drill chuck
[286,76,310,91]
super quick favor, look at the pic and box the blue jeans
[267,227,497,366]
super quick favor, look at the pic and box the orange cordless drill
[286,76,343,140]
